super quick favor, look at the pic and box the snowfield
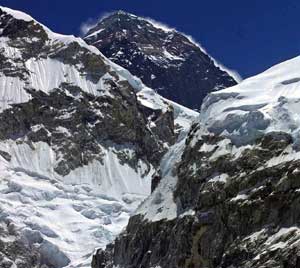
[0,5,198,268]
[3,3,300,268]
[200,55,300,145]
[0,140,153,267]
[136,55,300,223]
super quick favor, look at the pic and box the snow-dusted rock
[84,11,238,110]
[0,6,197,268]
[94,56,300,268]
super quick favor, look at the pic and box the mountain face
[3,5,300,268]
[93,56,300,268]
[84,11,238,110]
[0,7,197,268]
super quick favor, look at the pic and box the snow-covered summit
[0,6,101,53]
[0,6,34,21]
[0,6,196,127]
[200,55,300,145]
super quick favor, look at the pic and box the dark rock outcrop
[0,7,176,174]
[0,220,43,268]
[93,128,300,268]
[84,11,238,110]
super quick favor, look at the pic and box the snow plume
[79,18,99,36]
[143,17,242,82]
[80,10,134,36]
[142,17,242,82]
[79,12,111,36]
[144,17,175,32]
[184,34,243,83]
[79,10,138,36]
[144,18,242,83]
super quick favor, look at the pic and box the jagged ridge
[84,11,238,110]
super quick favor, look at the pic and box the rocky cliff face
[84,11,238,110]
[0,6,197,268]
[4,5,300,268]
[93,56,300,268]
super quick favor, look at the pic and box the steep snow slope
[93,56,300,268]
[0,7,196,131]
[200,56,300,145]
[0,6,198,268]
[138,55,300,223]
[135,137,186,222]
[0,145,146,267]
[137,87,198,136]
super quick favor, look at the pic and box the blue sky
[0,0,299,79]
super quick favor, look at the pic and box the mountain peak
[84,13,238,109]
[105,11,173,31]
[113,10,138,17]
[0,6,34,22]
[0,5,198,268]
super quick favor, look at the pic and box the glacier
[0,5,198,268]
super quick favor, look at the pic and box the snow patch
[230,194,248,202]
[208,173,228,183]
[136,137,187,222]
